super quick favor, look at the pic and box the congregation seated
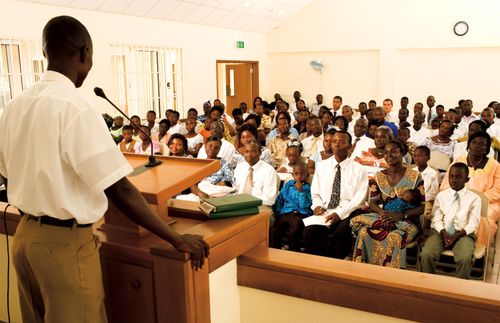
[110,92,500,281]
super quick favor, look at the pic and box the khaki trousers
[12,216,107,323]
[420,230,476,279]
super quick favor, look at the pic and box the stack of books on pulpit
[199,194,262,218]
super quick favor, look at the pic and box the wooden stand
[97,155,270,322]
[99,154,220,236]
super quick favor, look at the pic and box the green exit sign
[236,41,245,49]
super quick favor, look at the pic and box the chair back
[428,151,451,172]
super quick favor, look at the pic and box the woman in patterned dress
[351,140,425,268]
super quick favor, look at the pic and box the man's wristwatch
[402,212,408,221]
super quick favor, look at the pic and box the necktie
[351,137,361,156]
[310,137,320,156]
[427,107,432,124]
[328,164,341,209]
[243,167,254,194]
[447,192,460,235]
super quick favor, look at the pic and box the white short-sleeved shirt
[0,71,132,224]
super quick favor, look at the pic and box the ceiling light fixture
[243,1,251,8]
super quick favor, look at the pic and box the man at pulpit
[0,15,208,323]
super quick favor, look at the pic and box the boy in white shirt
[234,141,278,206]
[412,146,439,227]
[420,162,481,279]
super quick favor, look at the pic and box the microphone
[94,87,161,168]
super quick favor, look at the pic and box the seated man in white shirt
[350,118,375,160]
[167,110,187,135]
[420,163,481,279]
[482,107,500,142]
[408,111,432,146]
[302,131,369,259]
[197,121,235,162]
[300,116,323,159]
[234,141,278,206]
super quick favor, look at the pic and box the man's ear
[79,46,88,63]
[464,176,470,184]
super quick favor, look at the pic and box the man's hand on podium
[173,234,210,270]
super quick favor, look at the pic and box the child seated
[277,140,304,174]
[168,133,190,157]
[110,116,124,143]
[269,162,312,251]
[119,125,136,153]
[133,125,160,155]
[420,162,481,279]
[412,145,440,228]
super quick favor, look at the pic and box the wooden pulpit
[100,153,220,236]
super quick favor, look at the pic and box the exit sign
[236,41,245,49]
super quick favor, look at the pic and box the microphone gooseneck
[94,87,161,168]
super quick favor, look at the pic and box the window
[110,45,183,119]
[0,38,45,111]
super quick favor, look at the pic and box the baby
[384,188,423,214]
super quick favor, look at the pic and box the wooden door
[225,64,253,115]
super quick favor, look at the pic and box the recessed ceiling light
[243,1,250,8]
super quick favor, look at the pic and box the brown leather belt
[25,214,92,228]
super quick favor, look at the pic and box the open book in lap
[303,215,332,227]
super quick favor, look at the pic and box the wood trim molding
[238,246,500,323]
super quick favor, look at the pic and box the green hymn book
[199,194,262,215]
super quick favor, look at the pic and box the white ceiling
[18,0,313,33]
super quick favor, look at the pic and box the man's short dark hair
[122,125,133,132]
[334,130,352,145]
[43,16,92,59]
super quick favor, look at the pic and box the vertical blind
[110,44,183,119]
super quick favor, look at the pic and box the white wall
[0,0,268,118]
[265,0,500,111]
